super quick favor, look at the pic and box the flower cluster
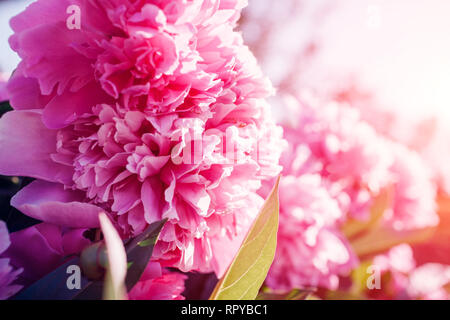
[371,244,450,300]
[0,0,449,301]
[383,143,438,231]
[266,174,356,290]
[280,95,393,221]
[1,0,284,281]
[265,93,440,292]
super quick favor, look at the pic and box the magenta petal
[10,0,95,96]
[16,22,93,96]
[5,224,62,285]
[4,223,90,286]
[62,229,91,256]
[138,261,163,282]
[128,262,187,300]
[7,63,53,110]
[42,81,111,129]
[11,180,102,228]
[0,110,73,184]
[141,178,164,223]
[0,222,11,254]
[177,184,211,217]
[10,0,82,37]
[34,223,64,253]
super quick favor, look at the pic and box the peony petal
[7,63,53,110]
[209,195,261,278]
[0,221,10,254]
[141,177,164,223]
[5,224,62,285]
[42,81,111,129]
[0,110,72,184]
[61,228,91,256]
[177,184,211,217]
[11,180,102,228]
[4,223,90,286]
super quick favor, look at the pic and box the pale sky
[305,0,450,120]
[0,0,32,74]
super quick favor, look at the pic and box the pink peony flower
[3,223,91,287]
[0,221,22,300]
[409,119,450,196]
[373,244,416,275]
[129,261,186,300]
[338,85,450,197]
[383,143,439,231]
[370,244,417,300]
[7,0,255,129]
[265,93,396,291]
[278,94,438,230]
[372,244,450,300]
[268,93,439,292]
[407,263,450,300]
[279,94,393,221]
[1,0,284,276]
[266,174,357,291]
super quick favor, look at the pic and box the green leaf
[256,288,312,300]
[209,176,280,300]
[124,219,167,291]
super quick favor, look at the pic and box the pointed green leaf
[209,176,280,300]
[256,288,312,300]
[124,219,167,291]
